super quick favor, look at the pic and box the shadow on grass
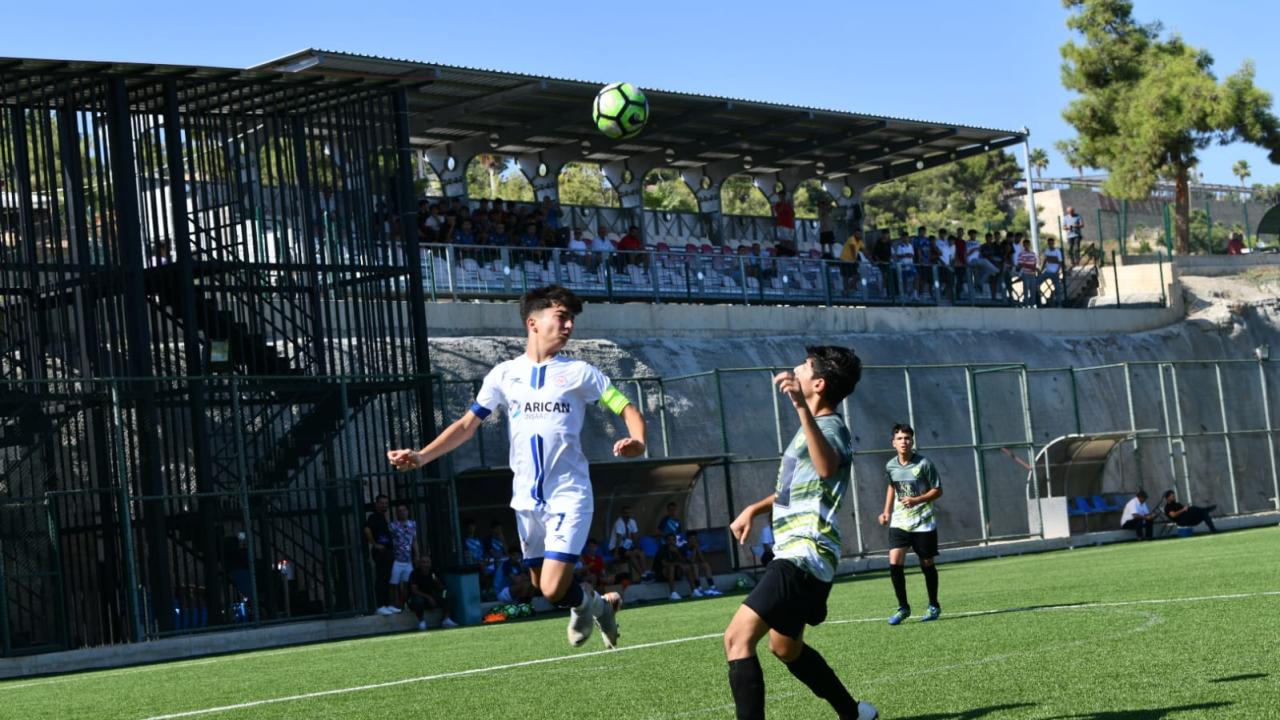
[935,602,1095,623]
[1209,673,1268,683]
[1044,701,1232,719]
[898,702,1036,719]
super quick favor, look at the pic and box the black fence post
[107,75,173,631]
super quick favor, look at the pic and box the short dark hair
[1136,490,1148,500]
[520,285,583,321]
[375,493,389,503]
[892,423,915,438]
[395,501,409,509]
[1163,489,1175,499]
[806,345,862,403]
[667,502,677,509]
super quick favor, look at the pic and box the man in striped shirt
[724,346,878,720]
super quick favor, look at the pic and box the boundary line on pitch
[139,590,1279,720]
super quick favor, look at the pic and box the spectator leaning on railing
[1015,238,1039,305]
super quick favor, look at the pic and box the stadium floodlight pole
[1021,131,1041,255]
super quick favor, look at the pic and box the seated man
[610,506,651,582]
[653,532,694,601]
[578,538,607,590]
[406,555,457,631]
[1161,490,1218,533]
[1120,490,1155,541]
[493,546,536,603]
[684,530,721,597]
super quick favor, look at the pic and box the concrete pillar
[424,146,471,199]
[693,171,723,245]
[602,159,658,239]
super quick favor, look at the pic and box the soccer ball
[593,82,649,140]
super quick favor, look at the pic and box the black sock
[554,580,585,610]
[783,645,860,718]
[727,656,766,720]
[889,564,909,609]
[921,563,939,607]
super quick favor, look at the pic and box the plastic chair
[638,535,661,559]
[1068,497,1091,517]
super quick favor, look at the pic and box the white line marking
[137,589,1277,720]
[649,605,1170,720]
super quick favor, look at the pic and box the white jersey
[471,355,613,514]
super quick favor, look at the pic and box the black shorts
[888,528,939,559]
[742,559,832,639]
[820,230,835,245]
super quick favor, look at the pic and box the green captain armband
[598,385,631,415]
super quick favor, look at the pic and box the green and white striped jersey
[771,414,853,583]
[886,453,941,532]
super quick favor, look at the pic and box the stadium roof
[254,49,1028,186]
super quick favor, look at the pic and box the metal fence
[3,354,1277,655]
[440,358,1279,564]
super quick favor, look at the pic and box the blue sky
[5,0,1278,185]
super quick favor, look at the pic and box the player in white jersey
[387,286,646,649]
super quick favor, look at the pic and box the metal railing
[410,243,1131,309]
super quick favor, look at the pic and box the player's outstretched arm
[386,411,483,471]
[730,494,776,545]
[611,401,647,457]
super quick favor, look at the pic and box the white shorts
[390,561,413,584]
[516,508,592,566]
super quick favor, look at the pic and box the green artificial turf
[2,527,1277,719]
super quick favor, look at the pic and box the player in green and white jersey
[723,346,878,720]
[878,423,944,625]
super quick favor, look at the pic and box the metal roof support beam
[655,111,814,166]
[828,129,958,177]
[850,135,1025,187]
[421,80,547,126]
[690,121,886,187]
[589,100,735,153]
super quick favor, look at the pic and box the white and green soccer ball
[593,82,649,140]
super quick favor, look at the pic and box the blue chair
[1068,497,1092,517]
[1090,495,1117,513]
[638,535,661,559]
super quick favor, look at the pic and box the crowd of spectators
[840,226,1068,305]
[414,195,1081,306]
[417,196,571,250]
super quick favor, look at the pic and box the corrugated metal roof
[262,48,1026,137]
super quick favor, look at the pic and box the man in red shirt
[773,191,797,256]
[1226,233,1245,255]
[614,225,644,272]
[579,538,607,589]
